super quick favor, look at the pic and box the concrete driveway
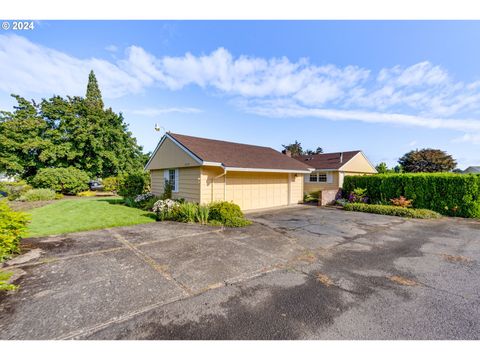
[1,206,479,339]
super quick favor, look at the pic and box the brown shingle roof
[168,133,311,172]
[294,151,362,170]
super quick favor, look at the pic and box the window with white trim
[318,173,327,183]
[164,168,179,192]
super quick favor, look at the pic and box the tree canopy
[0,71,147,179]
[398,148,457,173]
[282,141,323,156]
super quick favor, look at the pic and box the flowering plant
[134,192,155,203]
[152,199,179,221]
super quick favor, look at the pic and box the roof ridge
[169,132,276,151]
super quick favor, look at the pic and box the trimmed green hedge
[343,173,480,218]
[343,203,441,219]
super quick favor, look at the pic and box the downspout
[213,165,227,202]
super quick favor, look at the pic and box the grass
[26,197,155,237]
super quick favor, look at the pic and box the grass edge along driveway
[26,198,155,238]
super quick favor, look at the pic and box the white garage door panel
[226,172,289,210]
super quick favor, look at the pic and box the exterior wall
[318,189,342,206]
[200,166,226,204]
[150,167,201,203]
[146,137,200,170]
[304,171,340,193]
[341,153,377,173]
[289,173,304,205]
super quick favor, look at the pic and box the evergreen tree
[85,70,104,109]
[0,73,147,179]
[398,149,457,173]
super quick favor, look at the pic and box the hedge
[31,167,89,195]
[343,203,441,219]
[343,173,480,218]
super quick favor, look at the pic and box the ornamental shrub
[118,171,150,198]
[31,167,89,195]
[343,203,441,219]
[0,201,30,261]
[208,201,251,227]
[0,181,32,200]
[102,176,119,193]
[176,202,198,223]
[343,173,480,218]
[19,188,56,202]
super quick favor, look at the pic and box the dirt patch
[442,254,472,264]
[388,275,417,286]
[316,273,334,287]
[295,251,317,263]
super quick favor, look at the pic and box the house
[293,151,377,204]
[145,133,312,211]
[462,166,480,174]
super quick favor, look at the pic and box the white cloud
[128,107,202,117]
[2,34,480,135]
[452,133,480,145]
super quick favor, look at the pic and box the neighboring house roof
[294,151,363,170]
[146,132,312,173]
[463,166,480,174]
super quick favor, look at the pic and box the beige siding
[200,166,226,204]
[340,153,377,173]
[151,167,201,203]
[225,171,289,211]
[289,174,304,205]
[304,171,340,193]
[146,137,200,170]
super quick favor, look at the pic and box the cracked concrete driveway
[1,206,479,339]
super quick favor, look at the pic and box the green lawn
[26,198,156,237]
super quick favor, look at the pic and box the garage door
[226,172,289,211]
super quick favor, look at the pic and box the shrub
[102,176,119,193]
[0,201,30,261]
[161,180,173,200]
[343,173,480,218]
[152,199,179,221]
[303,191,320,202]
[118,171,150,198]
[196,205,210,225]
[77,190,97,197]
[177,202,198,223]
[134,192,158,210]
[348,187,368,203]
[19,188,56,202]
[343,203,441,219]
[0,271,17,291]
[0,181,32,200]
[31,167,89,195]
[54,193,64,200]
[209,201,251,227]
[390,196,413,208]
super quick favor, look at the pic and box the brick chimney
[282,149,292,157]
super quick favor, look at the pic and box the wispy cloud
[2,34,480,135]
[128,107,202,117]
[105,45,118,53]
[452,133,480,145]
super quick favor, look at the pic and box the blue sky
[1,21,480,168]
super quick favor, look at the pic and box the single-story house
[293,150,377,195]
[145,133,312,211]
[462,166,480,174]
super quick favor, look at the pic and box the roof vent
[340,152,343,163]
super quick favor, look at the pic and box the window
[164,168,179,192]
[309,173,318,182]
[318,173,327,183]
